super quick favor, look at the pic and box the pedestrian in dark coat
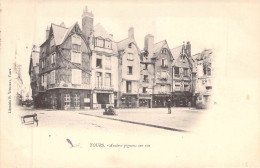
[167,99,171,114]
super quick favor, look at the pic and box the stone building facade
[30,6,214,110]
[192,49,214,108]
[117,28,141,108]
[82,7,119,109]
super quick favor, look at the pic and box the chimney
[144,34,154,58]
[46,26,50,40]
[128,27,134,39]
[186,41,191,57]
[82,6,94,42]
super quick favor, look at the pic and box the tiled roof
[117,37,141,54]
[93,23,118,54]
[152,40,165,58]
[192,49,213,61]
[93,23,113,40]
[170,45,183,60]
[51,23,69,45]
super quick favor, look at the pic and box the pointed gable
[51,23,68,45]
[152,40,173,60]
[171,45,183,60]
[117,38,141,54]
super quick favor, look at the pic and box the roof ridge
[51,23,68,29]
[116,37,129,43]
[171,45,183,50]
[154,40,165,45]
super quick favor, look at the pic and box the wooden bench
[21,113,38,126]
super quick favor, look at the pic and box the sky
[1,0,260,98]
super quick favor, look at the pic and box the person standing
[167,99,171,114]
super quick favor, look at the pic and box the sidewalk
[78,107,205,132]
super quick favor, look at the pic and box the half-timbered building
[171,42,195,107]
[38,22,92,110]
[144,35,174,108]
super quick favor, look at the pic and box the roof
[152,40,174,60]
[93,23,113,40]
[117,37,141,54]
[153,40,165,57]
[192,49,213,61]
[93,23,118,54]
[170,45,183,60]
[51,23,69,45]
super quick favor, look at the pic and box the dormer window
[105,40,112,49]
[95,37,105,48]
[161,48,167,54]
[128,43,132,48]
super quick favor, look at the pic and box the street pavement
[1,106,206,168]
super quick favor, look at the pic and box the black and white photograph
[0,1,260,168]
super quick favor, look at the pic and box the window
[127,53,134,61]
[128,43,132,48]
[127,66,133,75]
[174,67,179,76]
[161,48,167,54]
[96,37,104,47]
[175,84,180,90]
[50,37,55,46]
[51,52,56,64]
[74,94,80,108]
[105,40,112,49]
[64,94,70,107]
[96,58,102,69]
[105,73,111,87]
[143,63,148,70]
[143,75,149,82]
[161,58,168,67]
[105,56,111,69]
[71,51,81,64]
[96,72,102,88]
[184,84,189,91]
[183,68,188,76]
[72,35,81,45]
[42,58,46,69]
[126,81,132,93]
[161,85,166,93]
[161,71,167,79]
[143,87,147,93]
[72,69,82,84]
[50,70,55,84]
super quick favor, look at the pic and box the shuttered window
[72,69,82,84]
[72,35,81,45]
[51,52,56,64]
[50,70,55,84]
[71,51,81,64]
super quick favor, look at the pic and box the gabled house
[29,46,40,107]
[171,42,195,107]
[192,49,214,108]
[117,27,141,108]
[38,22,92,110]
[144,35,174,107]
[82,6,119,109]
